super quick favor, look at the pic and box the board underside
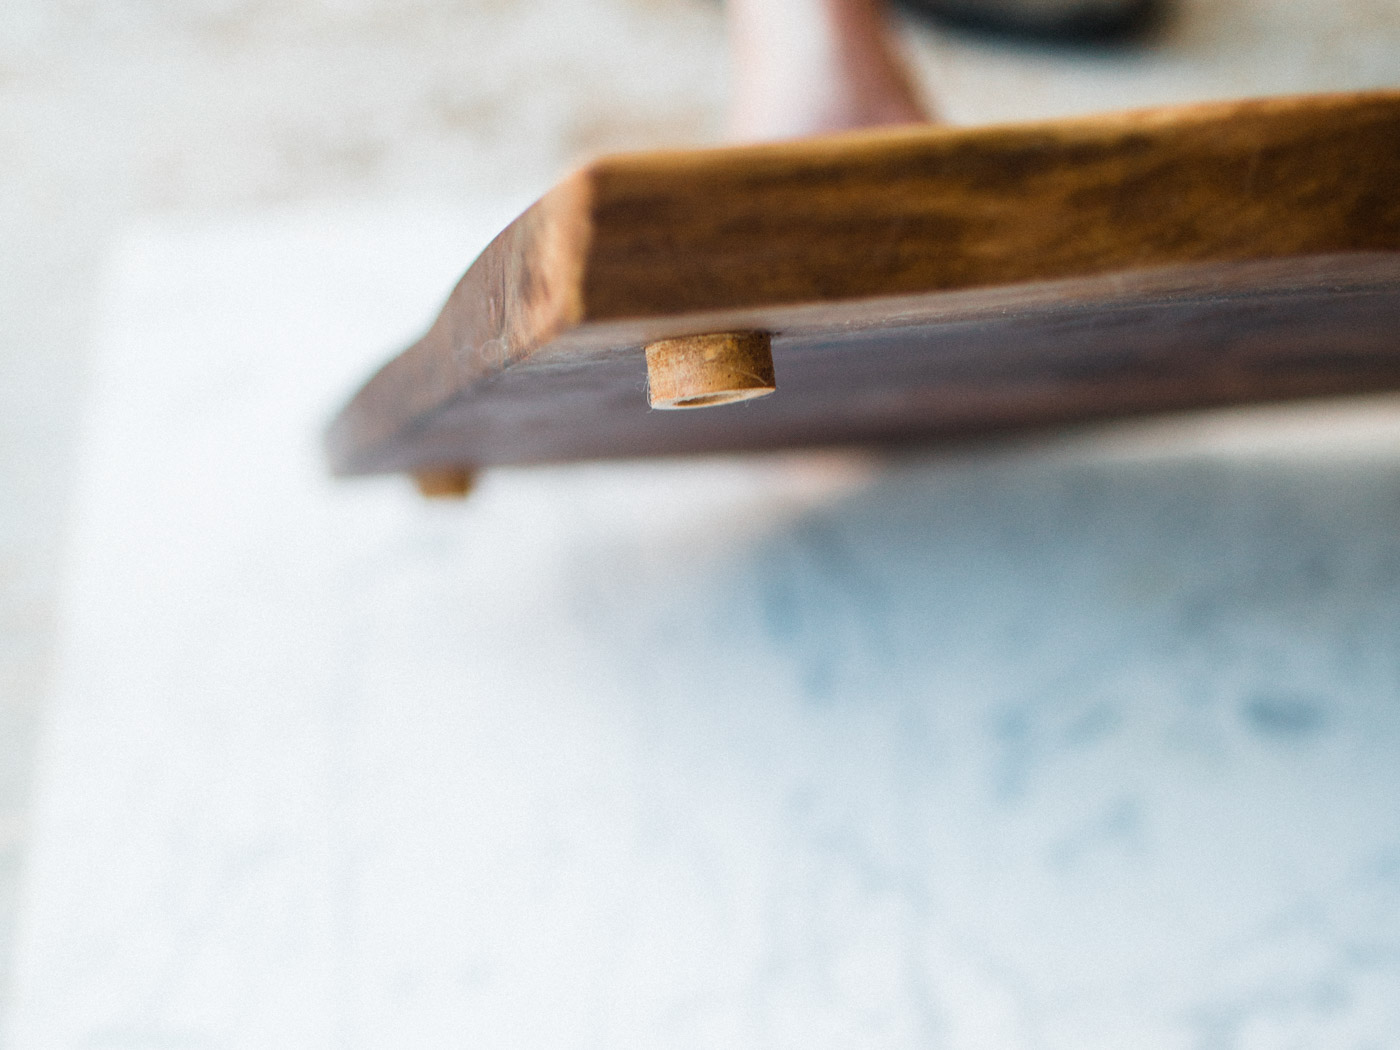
[326,91,1400,475]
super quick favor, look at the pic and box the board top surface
[326,90,1400,476]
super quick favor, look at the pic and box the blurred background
[1,0,1398,1040]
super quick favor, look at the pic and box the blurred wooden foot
[413,468,475,499]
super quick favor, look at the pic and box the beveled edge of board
[326,89,1400,476]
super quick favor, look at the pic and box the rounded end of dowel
[413,467,476,499]
[645,332,776,410]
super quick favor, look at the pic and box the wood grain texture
[325,90,1400,476]
[645,332,776,409]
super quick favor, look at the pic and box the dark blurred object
[894,0,1164,43]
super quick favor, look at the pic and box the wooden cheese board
[325,90,1400,487]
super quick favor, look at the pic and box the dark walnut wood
[326,90,1400,476]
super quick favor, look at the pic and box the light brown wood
[646,332,777,409]
[326,90,1400,478]
[413,467,476,499]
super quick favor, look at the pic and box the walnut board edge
[325,90,1400,476]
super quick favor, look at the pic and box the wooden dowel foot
[645,332,776,410]
[413,467,476,499]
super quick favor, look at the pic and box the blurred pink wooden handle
[728,0,934,141]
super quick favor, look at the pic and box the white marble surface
[10,206,1400,1048]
